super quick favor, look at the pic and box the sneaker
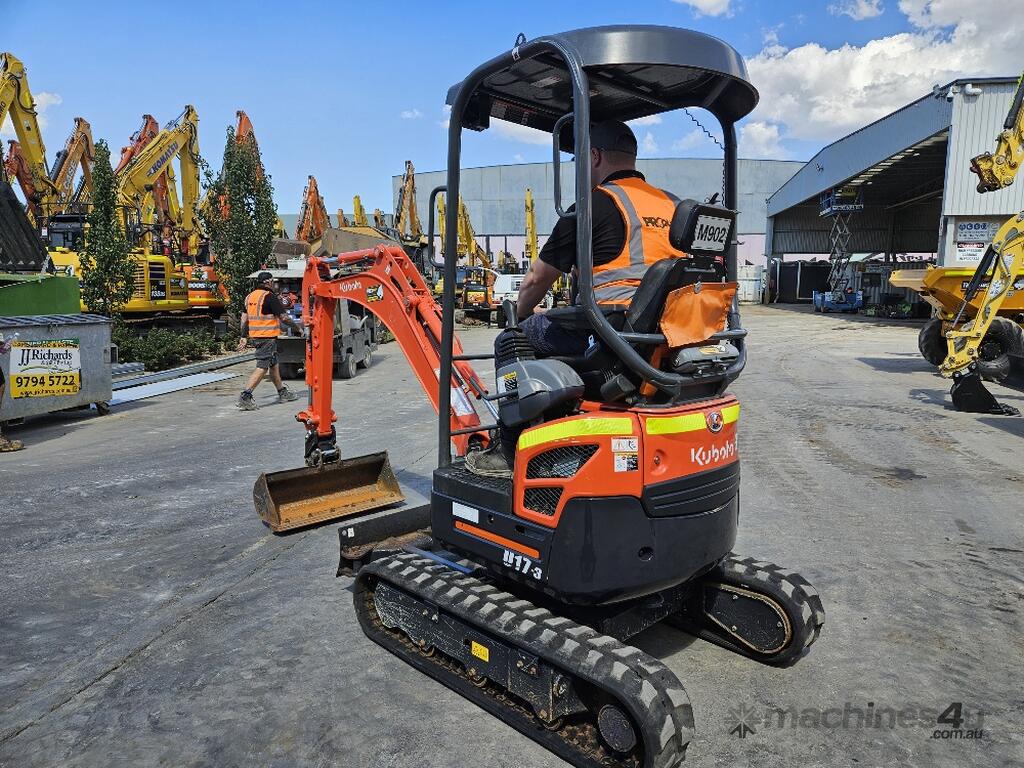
[465,445,512,479]
[0,435,23,452]
[277,387,299,403]
[237,392,258,410]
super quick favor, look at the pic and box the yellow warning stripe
[645,404,740,435]
[517,417,633,451]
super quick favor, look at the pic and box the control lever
[502,299,519,329]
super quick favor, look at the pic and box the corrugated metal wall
[944,81,1024,216]
[396,158,803,237]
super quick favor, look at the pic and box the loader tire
[918,317,948,367]
[976,318,1023,383]
[336,353,357,380]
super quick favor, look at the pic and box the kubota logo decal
[706,411,724,433]
[691,437,736,467]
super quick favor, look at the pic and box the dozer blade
[950,372,1020,415]
[254,451,405,533]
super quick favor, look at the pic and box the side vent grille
[523,487,563,516]
[525,445,598,479]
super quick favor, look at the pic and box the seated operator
[466,120,687,478]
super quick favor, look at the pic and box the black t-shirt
[538,170,644,274]
[259,291,286,317]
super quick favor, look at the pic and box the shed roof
[766,78,1017,219]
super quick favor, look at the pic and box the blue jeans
[517,312,591,357]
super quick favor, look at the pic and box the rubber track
[673,553,826,665]
[355,552,695,768]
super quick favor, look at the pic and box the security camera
[946,91,955,102]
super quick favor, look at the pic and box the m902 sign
[690,214,731,252]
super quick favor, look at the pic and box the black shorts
[0,366,5,387]
[254,339,279,370]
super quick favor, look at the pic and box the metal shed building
[395,158,803,265]
[765,77,1023,267]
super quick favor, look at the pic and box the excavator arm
[116,106,201,238]
[971,75,1024,192]
[943,73,1024,414]
[0,52,60,223]
[296,175,330,242]
[352,194,369,227]
[49,117,94,211]
[299,244,492,463]
[395,160,424,245]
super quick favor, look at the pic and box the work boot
[465,444,512,479]
[277,387,299,403]
[0,435,23,452]
[237,391,258,411]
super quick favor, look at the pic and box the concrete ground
[1,304,1021,768]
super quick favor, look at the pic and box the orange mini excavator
[254,25,824,768]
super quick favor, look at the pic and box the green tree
[201,127,278,316]
[79,140,135,317]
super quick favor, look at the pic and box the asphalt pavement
[1,304,1021,768]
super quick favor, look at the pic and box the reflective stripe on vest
[246,289,280,338]
[595,178,685,305]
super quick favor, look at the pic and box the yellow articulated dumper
[890,265,1024,382]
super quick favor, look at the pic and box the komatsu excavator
[942,73,1024,415]
[254,27,824,768]
[49,117,94,211]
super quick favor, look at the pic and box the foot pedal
[702,583,791,655]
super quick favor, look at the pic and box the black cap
[558,120,638,156]
[256,271,273,283]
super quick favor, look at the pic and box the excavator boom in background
[296,175,330,242]
[49,117,94,212]
[0,52,61,225]
[941,73,1024,415]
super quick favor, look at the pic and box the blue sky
[3,0,1016,214]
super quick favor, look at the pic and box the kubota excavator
[940,73,1024,415]
[254,26,823,768]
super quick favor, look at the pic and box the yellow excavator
[0,52,61,227]
[395,159,427,249]
[938,73,1024,414]
[49,117,94,212]
[431,192,495,317]
[49,108,206,313]
[351,194,369,227]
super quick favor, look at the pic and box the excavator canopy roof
[446,25,758,132]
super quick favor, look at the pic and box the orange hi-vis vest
[245,289,280,338]
[594,177,685,305]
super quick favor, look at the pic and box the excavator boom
[254,244,492,532]
[0,52,60,223]
[50,117,94,211]
[942,73,1024,414]
[296,175,330,242]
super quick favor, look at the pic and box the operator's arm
[516,259,562,319]
[277,312,303,334]
[236,312,250,350]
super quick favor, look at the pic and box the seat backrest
[624,258,692,334]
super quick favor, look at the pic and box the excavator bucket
[253,451,405,533]
[950,372,1021,415]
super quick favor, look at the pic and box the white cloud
[746,1,1022,147]
[439,104,451,129]
[829,0,884,19]
[514,153,525,163]
[628,115,663,126]
[400,108,423,120]
[672,130,714,152]
[492,119,551,146]
[739,121,788,158]
[670,0,732,16]
[639,132,659,156]
[1,91,62,139]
